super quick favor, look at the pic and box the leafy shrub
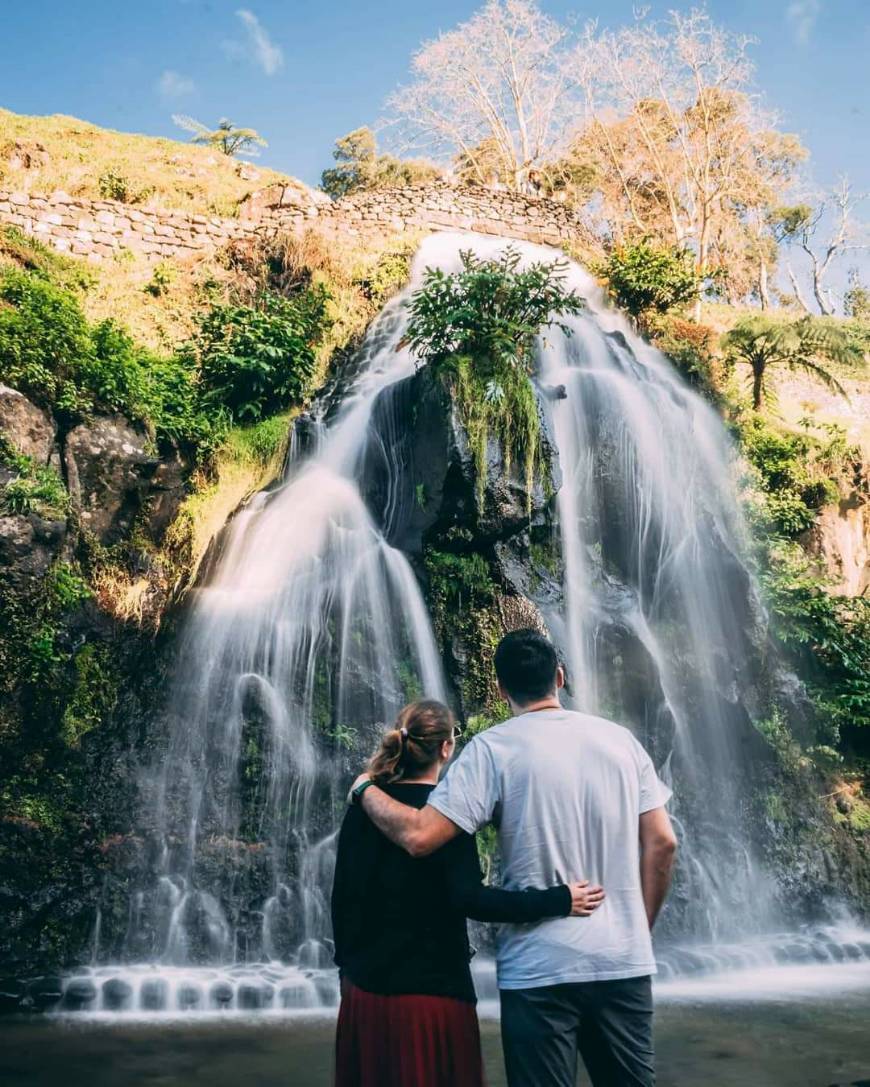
[598,242,701,320]
[144,262,175,297]
[761,542,870,740]
[195,287,331,423]
[649,315,717,392]
[740,416,845,536]
[0,441,69,519]
[0,264,220,453]
[406,247,584,502]
[98,170,131,202]
[355,246,414,307]
[321,127,441,199]
[0,267,96,416]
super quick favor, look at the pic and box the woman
[331,699,603,1087]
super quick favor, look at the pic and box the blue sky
[1,0,867,194]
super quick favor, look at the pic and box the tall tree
[722,315,862,409]
[173,116,267,157]
[320,127,440,198]
[791,178,869,316]
[571,10,805,310]
[385,0,575,191]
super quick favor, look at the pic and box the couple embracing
[331,629,677,1087]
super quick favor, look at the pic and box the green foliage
[221,412,292,468]
[355,246,414,307]
[406,247,584,503]
[424,548,504,713]
[722,315,864,409]
[740,416,845,536]
[0,266,97,417]
[321,127,440,199]
[0,439,68,519]
[195,287,331,423]
[61,644,119,748]
[760,542,870,739]
[0,226,94,292]
[598,243,701,320]
[144,262,175,297]
[0,263,215,449]
[844,274,870,323]
[649,315,717,393]
[98,170,131,202]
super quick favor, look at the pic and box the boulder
[63,416,159,543]
[0,385,56,463]
[3,139,50,172]
[0,513,65,588]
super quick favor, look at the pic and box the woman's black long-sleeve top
[331,781,571,1004]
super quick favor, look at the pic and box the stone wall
[0,189,266,264]
[0,180,596,265]
[245,179,598,250]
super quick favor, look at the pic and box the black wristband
[351,779,375,806]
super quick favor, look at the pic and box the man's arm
[359,781,461,857]
[639,806,677,929]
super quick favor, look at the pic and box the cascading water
[63,232,868,1016]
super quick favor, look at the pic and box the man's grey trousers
[500,975,655,1086]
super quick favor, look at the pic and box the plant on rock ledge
[405,247,584,503]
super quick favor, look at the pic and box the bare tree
[571,9,805,313]
[794,178,868,315]
[384,0,576,191]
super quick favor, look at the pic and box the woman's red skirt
[335,979,486,1087]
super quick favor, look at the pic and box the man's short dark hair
[494,629,559,705]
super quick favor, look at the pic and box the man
[350,629,677,1087]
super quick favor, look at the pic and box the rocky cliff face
[0,388,191,985]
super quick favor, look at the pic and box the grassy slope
[0,108,312,215]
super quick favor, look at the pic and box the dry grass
[0,108,313,216]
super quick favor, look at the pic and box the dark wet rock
[102,977,132,1010]
[0,385,56,463]
[62,978,96,1010]
[238,983,274,1010]
[0,977,25,1013]
[177,985,202,1010]
[63,415,160,543]
[0,512,65,588]
[140,978,167,1011]
[209,982,233,1008]
[27,976,63,1011]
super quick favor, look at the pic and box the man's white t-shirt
[428,708,672,990]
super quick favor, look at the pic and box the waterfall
[61,232,868,1015]
[89,267,445,1013]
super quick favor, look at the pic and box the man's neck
[512,696,561,716]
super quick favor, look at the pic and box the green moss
[444,353,543,508]
[61,644,119,748]
[222,412,293,469]
[355,245,414,308]
[0,439,70,519]
[424,548,503,713]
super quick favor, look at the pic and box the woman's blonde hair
[368,700,456,786]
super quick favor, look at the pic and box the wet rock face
[803,488,870,597]
[63,416,161,543]
[0,512,66,590]
[0,384,56,463]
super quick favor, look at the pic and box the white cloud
[223,9,283,75]
[787,0,821,46]
[156,70,197,101]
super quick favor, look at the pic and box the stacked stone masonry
[0,180,595,265]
